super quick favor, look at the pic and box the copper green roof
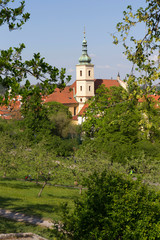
[78,32,91,65]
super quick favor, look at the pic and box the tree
[0,1,75,184]
[62,171,160,240]
[45,101,72,119]
[113,0,160,101]
[82,0,160,161]
[0,0,73,143]
[0,0,30,30]
[22,138,76,197]
[0,1,71,106]
[23,141,57,197]
[0,119,23,177]
[82,85,128,138]
[20,100,79,156]
[82,84,160,163]
[45,101,73,138]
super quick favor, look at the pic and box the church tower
[76,30,95,112]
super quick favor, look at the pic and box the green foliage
[72,141,111,187]
[45,102,78,139]
[45,101,72,119]
[82,1,160,165]
[20,100,79,156]
[83,85,128,137]
[20,92,54,142]
[0,119,24,177]
[0,0,30,30]
[82,84,160,163]
[62,171,160,240]
[112,0,160,100]
[0,44,71,105]
[0,0,71,112]
[0,133,17,177]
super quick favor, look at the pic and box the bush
[62,171,160,240]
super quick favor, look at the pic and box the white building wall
[76,80,94,97]
[78,116,85,125]
[76,80,86,96]
[76,64,94,80]
[86,81,94,96]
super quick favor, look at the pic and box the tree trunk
[38,181,47,197]
[36,173,39,185]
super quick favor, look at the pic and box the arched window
[80,98,82,102]
[89,86,91,91]
[80,70,82,76]
[88,70,91,76]
[80,86,82,91]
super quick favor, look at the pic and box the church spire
[79,28,91,65]
[117,72,120,80]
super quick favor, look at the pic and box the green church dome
[79,54,91,64]
[79,31,91,65]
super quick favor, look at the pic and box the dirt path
[0,208,55,229]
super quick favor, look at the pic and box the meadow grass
[0,178,79,221]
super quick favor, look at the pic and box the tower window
[88,70,91,76]
[80,70,82,76]
[80,98,82,102]
[89,86,91,91]
[80,86,82,91]
[74,107,76,116]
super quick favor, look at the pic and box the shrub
[62,171,160,240]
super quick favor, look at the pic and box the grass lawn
[0,179,79,222]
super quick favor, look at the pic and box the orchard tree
[0,119,23,177]
[0,133,17,177]
[23,139,76,197]
[23,140,58,197]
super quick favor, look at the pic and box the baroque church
[0,32,127,122]
[44,32,127,124]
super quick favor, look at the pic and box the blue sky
[1,0,147,84]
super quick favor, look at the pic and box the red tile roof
[0,96,22,119]
[71,81,76,95]
[44,80,121,105]
[0,80,123,120]
[44,86,78,104]
[94,79,120,92]
[138,95,160,108]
